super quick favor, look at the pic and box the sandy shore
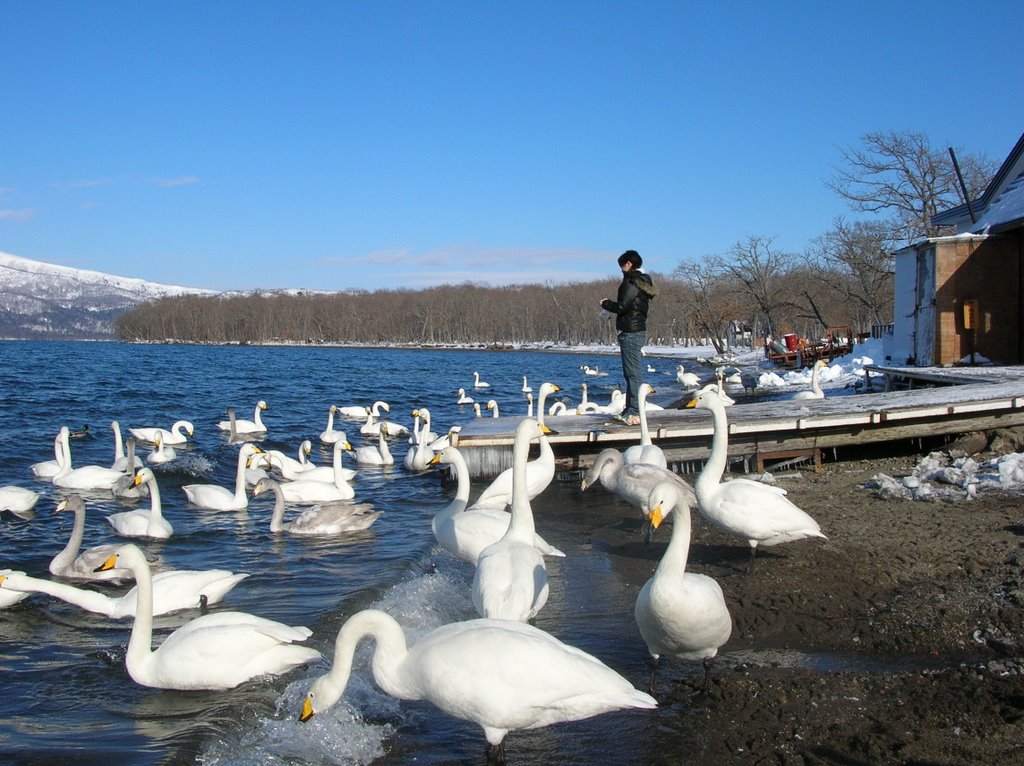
[586,445,1024,765]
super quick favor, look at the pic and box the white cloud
[0,208,35,222]
[155,176,200,188]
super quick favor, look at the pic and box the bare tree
[716,235,797,337]
[826,130,996,243]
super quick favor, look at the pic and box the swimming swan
[217,401,268,435]
[0,486,39,518]
[635,480,732,693]
[129,420,194,446]
[430,447,564,564]
[792,359,828,400]
[687,387,826,570]
[182,444,261,511]
[472,370,490,388]
[471,418,550,621]
[271,439,356,483]
[0,565,248,618]
[299,609,657,761]
[403,409,434,472]
[110,421,142,471]
[146,434,177,465]
[622,384,668,469]
[319,405,347,444]
[355,425,394,466]
[31,428,68,478]
[95,544,319,690]
[271,440,355,502]
[52,428,128,491]
[252,477,381,535]
[50,495,134,581]
[470,382,560,511]
[107,468,174,539]
[456,388,474,405]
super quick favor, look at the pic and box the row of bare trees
[115,130,997,350]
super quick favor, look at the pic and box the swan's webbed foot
[648,656,660,697]
[485,738,507,764]
[746,546,758,574]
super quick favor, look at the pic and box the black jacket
[601,270,656,333]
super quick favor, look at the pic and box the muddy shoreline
[587,446,1024,765]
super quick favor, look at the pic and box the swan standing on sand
[581,449,696,538]
[623,384,667,469]
[129,420,194,446]
[687,387,826,570]
[182,444,261,511]
[252,477,381,535]
[793,359,828,400]
[472,418,550,621]
[0,564,247,618]
[50,495,133,581]
[299,609,657,761]
[472,370,490,388]
[635,481,732,693]
[430,447,564,564]
[95,544,319,690]
[31,428,67,478]
[107,468,174,539]
[217,401,268,435]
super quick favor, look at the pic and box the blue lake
[0,341,709,765]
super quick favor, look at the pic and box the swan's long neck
[233,450,248,502]
[436,450,470,523]
[698,400,729,490]
[8,573,115,616]
[378,430,392,462]
[656,486,692,577]
[56,429,73,476]
[253,405,265,430]
[332,441,348,486]
[322,610,410,707]
[125,552,155,672]
[126,439,138,477]
[326,409,336,431]
[811,364,823,396]
[507,425,537,540]
[146,477,164,531]
[50,506,86,574]
[268,483,287,532]
[112,421,125,460]
[638,388,651,446]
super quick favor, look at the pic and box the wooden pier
[449,366,1024,479]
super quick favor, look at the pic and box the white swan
[635,480,732,692]
[271,440,355,502]
[129,420,194,446]
[472,370,490,388]
[319,405,347,444]
[521,375,532,393]
[355,425,394,466]
[50,495,134,581]
[112,438,150,500]
[217,400,268,435]
[793,359,828,400]
[359,401,391,436]
[182,444,261,511]
[581,449,696,535]
[146,434,177,465]
[525,391,534,417]
[430,447,564,563]
[687,387,826,570]
[456,388,474,405]
[0,564,248,618]
[95,544,319,690]
[470,383,560,512]
[262,440,316,480]
[472,403,482,418]
[471,418,550,621]
[110,421,142,471]
[272,439,356,483]
[675,364,700,389]
[299,609,657,760]
[711,373,736,406]
[0,485,38,519]
[403,409,434,472]
[52,427,128,491]
[623,383,668,469]
[31,427,68,478]
[485,400,500,418]
[253,478,381,535]
[0,570,32,609]
[107,468,174,539]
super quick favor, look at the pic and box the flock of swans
[1,363,830,762]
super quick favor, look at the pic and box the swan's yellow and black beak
[133,473,144,486]
[429,452,442,465]
[343,441,354,452]
[648,503,665,530]
[95,553,118,573]
[685,398,697,409]
[299,695,315,722]
[53,498,69,514]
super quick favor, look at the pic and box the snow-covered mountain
[0,251,218,339]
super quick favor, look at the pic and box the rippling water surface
[0,341,706,765]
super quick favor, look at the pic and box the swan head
[53,495,85,515]
[643,481,683,530]
[686,387,723,411]
[329,405,338,414]
[301,674,343,722]
[257,400,268,410]
[252,477,276,497]
[133,467,156,486]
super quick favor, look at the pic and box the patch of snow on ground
[862,450,1024,502]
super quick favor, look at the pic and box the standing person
[600,250,656,425]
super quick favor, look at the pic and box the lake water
[0,341,710,765]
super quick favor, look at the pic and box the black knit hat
[617,250,642,268]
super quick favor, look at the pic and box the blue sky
[2,1,1022,292]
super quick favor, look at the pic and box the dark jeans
[618,330,646,416]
